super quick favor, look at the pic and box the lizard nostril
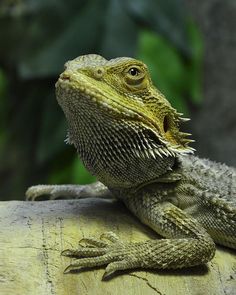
[94,67,105,79]
[60,73,71,81]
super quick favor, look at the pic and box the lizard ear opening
[163,115,169,133]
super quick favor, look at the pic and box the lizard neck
[67,115,176,190]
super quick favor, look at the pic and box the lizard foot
[26,183,111,201]
[26,184,89,201]
[26,185,59,201]
[62,231,145,278]
[61,230,214,278]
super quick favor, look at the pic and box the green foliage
[0,0,203,200]
[186,20,204,105]
[123,0,191,57]
[71,159,96,184]
[0,68,8,154]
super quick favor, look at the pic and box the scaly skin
[26,54,236,279]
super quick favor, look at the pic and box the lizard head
[56,54,194,188]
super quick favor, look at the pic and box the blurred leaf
[0,68,9,154]
[122,0,191,57]
[186,19,204,105]
[48,152,74,184]
[47,145,96,186]
[0,0,106,78]
[19,0,107,78]
[0,68,8,124]
[36,91,67,164]
[72,157,96,184]
[101,0,139,58]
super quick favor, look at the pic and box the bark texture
[0,200,235,295]
[185,0,236,166]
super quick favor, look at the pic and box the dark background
[0,0,235,200]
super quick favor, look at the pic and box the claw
[103,263,118,279]
[102,269,115,279]
[61,249,74,257]
[104,260,130,277]
[63,265,73,274]
[63,264,83,274]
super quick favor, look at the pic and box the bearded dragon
[26,54,236,279]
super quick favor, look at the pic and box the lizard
[26,54,236,279]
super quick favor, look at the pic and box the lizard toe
[78,237,109,248]
[61,247,107,258]
[63,254,114,273]
[100,231,121,244]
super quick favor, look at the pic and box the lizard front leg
[26,181,112,201]
[62,194,216,278]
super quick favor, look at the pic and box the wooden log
[0,199,235,295]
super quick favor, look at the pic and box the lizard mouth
[56,73,194,157]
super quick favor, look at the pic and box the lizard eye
[125,66,146,88]
[128,67,140,76]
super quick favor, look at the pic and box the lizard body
[26,54,236,278]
